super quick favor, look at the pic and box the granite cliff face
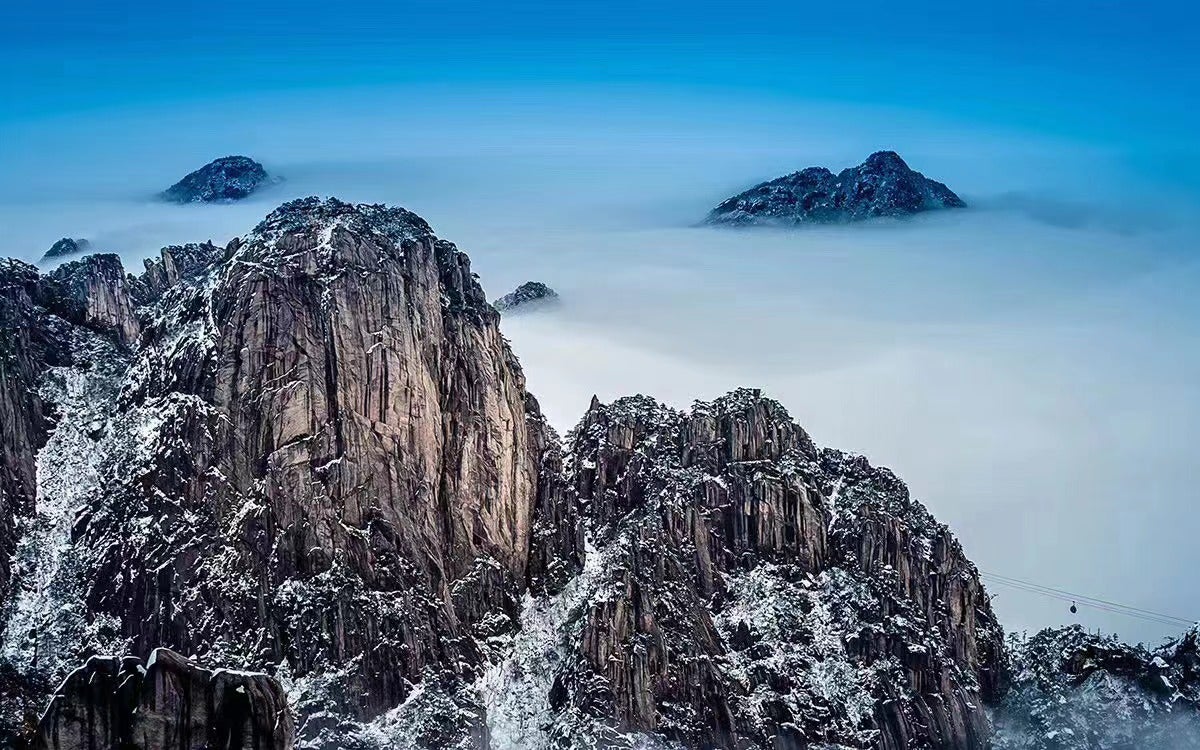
[36,648,293,750]
[706,151,966,226]
[0,196,1063,750]
[536,391,1002,749]
[0,198,579,748]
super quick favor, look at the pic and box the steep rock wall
[36,648,292,750]
[555,390,1003,749]
[0,199,1008,750]
[0,199,580,746]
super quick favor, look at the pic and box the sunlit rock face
[0,197,1023,750]
[706,150,966,226]
[0,198,578,747]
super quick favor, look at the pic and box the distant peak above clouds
[705,150,966,227]
[493,280,560,313]
[160,155,274,204]
[41,237,93,261]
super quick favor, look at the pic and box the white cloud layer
[2,84,1197,644]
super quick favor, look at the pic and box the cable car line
[978,571,1195,629]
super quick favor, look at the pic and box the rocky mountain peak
[0,198,585,747]
[41,238,92,262]
[555,387,1003,748]
[160,155,272,203]
[44,254,141,347]
[246,196,435,248]
[493,280,559,313]
[862,149,909,170]
[139,241,225,300]
[706,150,966,226]
[6,196,1178,750]
[230,196,494,321]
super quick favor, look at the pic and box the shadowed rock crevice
[35,648,293,750]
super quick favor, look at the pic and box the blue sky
[3,0,1196,149]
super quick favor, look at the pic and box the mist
[2,84,1198,644]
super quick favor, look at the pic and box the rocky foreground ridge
[0,197,1188,749]
[34,647,293,750]
[705,151,965,226]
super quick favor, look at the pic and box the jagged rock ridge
[993,625,1200,749]
[160,155,273,203]
[538,391,1003,749]
[0,197,579,748]
[3,196,1179,750]
[706,151,966,226]
[493,281,559,313]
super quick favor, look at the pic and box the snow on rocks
[492,281,560,314]
[160,155,274,203]
[1,200,1021,750]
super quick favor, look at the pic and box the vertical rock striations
[44,254,142,347]
[0,253,145,622]
[0,198,1008,749]
[0,198,581,747]
[0,261,55,612]
[36,648,293,750]
[551,389,1002,749]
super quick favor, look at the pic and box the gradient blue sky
[4,1,1198,203]
[3,1,1197,147]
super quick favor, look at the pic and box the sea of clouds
[2,84,1197,644]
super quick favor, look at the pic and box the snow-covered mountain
[0,198,1191,749]
[992,625,1200,749]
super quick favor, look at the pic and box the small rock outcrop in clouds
[160,155,273,203]
[706,150,966,226]
[41,238,91,261]
[493,280,559,313]
[35,648,293,750]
